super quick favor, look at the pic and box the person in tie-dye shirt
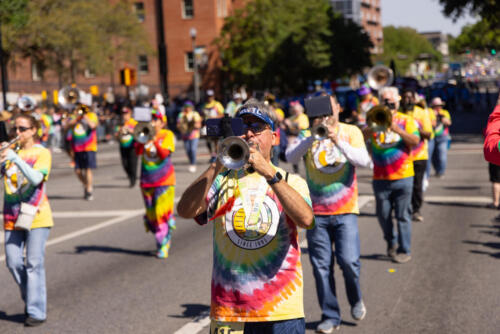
[286,95,372,332]
[135,109,176,259]
[117,106,138,187]
[428,97,452,178]
[402,90,433,223]
[177,100,314,334]
[66,104,98,200]
[177,101,202,173]
[1,114,53,327]
[365,87,420,264]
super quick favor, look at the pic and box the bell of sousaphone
[17,96,37,111]
[367,65,394,91]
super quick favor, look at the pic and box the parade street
[0,136,498,334]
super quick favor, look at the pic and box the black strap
[285,172,289,182]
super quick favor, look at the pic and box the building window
[138,55,149,73]
[217,0,227,17]
[31,61,41,82]
[185,52,194,72]
[182,0,194,19]
[134,2,145,22]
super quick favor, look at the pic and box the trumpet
[0,136,20,153]
[133,122,155,144]
[366,105,392,131]
[311,123,329,141]
[367,65,394,91]
[217,136,251,170]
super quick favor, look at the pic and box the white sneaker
[188,165,197,173]
[422,177,429,192]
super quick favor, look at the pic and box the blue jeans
[431,135,449,176]
[244,318,305,334]
[306,214,362,325]
[183,138,199,165]
[372,177,413,254]
[5,228,51,320]
[426,138,435,178]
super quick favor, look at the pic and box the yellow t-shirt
[409,106,433,161]
[3,145,53,230]
[206,167,311,322]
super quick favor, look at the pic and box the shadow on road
[463,240,500,259]
[360,253,390,262]
[48,195,84,200]
[443,186,481,191]
[73,245,154,257]
[169,303,210,319]
[94,184,130,189]
[306,319,357,330]
[0,311,25,324]
[426,201,488,209]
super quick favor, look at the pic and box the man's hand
[247,144,275,180]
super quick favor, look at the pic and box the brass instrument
[311,123,329,141]
[17,96,37,112]
[367,65,394,91]
[217,136,251,170]
[58,86,85,110]
[0,136,20,153]
[366,105,392,131]
[133,122,155,144]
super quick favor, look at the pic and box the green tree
[438,0,499,29]
[449,18,500,54]
[379,26,441,75]
[216,0,332,93]
[2,0,152,85]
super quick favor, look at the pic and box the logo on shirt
[374,130,401,148]
[312,140,346,174]
[225,196,280,250]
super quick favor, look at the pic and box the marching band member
[177,100,313,333]
[401,90,433,222]
[428,97,452,178]
[1,114,53,327]
[177,101,202,173]
[286,95,372,333]
[354,85,379,127]
[365,87,420,264]
[135,109,176,259]
[484,95,500,165]
[117,106,138,187]
[65,104,99,200]
[202,89,225,163]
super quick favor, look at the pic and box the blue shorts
[74,151,97,170]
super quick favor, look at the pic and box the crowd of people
[0,83,458,331]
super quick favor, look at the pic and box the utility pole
[0,27,9,110]
[190,27,200,104]
[155,0,168,101]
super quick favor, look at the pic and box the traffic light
[491,49,497,55]
[120,67,137,86]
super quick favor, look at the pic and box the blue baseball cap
[236,106,275,131]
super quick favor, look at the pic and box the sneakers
[393,253,412,264]
[351,300,366,321]
[84,190,94,201]
[25,316,45,327]
[156,240,171,259]
[188,165,197,173]
[387,245,397,259]
[316,319,340,333]
[412,212,424,222]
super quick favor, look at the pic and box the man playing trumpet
[364,87,420,264]
[117,106,138,187]
[286,95,372,333]
[177,100,313,333]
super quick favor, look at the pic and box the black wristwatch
[267,171,283,185]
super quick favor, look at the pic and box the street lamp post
[190,27,200,104]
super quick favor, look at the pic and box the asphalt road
[0,136,499,333]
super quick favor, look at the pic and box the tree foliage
[438,0,500,29]
[379,26,441,75]
[449,18,500,54]
[2,0,152,84]
[216,0,372,93]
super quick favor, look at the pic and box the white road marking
[173,316,211,334]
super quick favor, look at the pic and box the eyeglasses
[243,122,270,134]
[13,126,32,133]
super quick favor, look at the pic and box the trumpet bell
[217,136,250,170]
[367,65,394,91]
[133,122,154,144]
[312,124,328,141]
[366,105,392,131]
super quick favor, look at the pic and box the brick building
[1,0,246,104]
[330,0,383,54]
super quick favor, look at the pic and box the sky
[381,0,478,36]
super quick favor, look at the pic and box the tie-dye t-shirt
[2,145,53,230]
[71,112,98,152]
[39,113,53,143]
[409,106,433,161]
[433,108,451,138]
[206,167,311,322]
[140,129,175,188]
[119,118,138,148]
[302,123,364,215]
[371,112,419,180]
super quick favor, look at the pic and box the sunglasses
[13,126,32,133]
[243,122,270,134]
